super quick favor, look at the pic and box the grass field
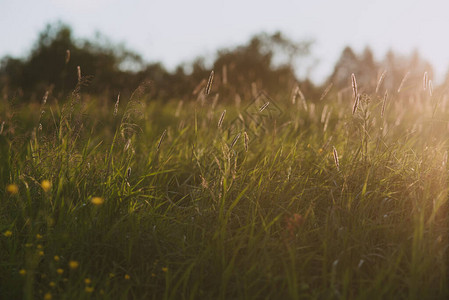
[1,75,448,299]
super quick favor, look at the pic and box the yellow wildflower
[6,184,18,195]
[36,234,43,240]
[69,260,79,269]
[3,230,12,237]
[84,278,91,285]
[85,286,94,293]
[162,267,168,273]
[38,251,44,256]
[54,256,60,262]
[19,269,26,276]
[124,274,130,280]
[49,281,55,287]
[91,197,104,206]
[41,180,52,192]
[56,268,64,275]
[44,292,52,300]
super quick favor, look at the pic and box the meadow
[0,72,448,299]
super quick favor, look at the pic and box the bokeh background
[3,0,449,80]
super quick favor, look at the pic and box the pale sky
[2,0,449,83]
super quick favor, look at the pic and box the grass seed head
[205,70,214,95]
[230,132,241,149]
[423,71,428,90]
[259,102,270,112]
[381,90,388,118]
[218,110,226,128]
[113,93,120,116]
[352,94,359,115]
[297,86,305,101]
[42,91,49,105]
[77,66,81,83]
[124,139,132,152]
[157,129,167,150]
[65,49,70,64]
[323,109,332,132]
[320,83,333,101]
[375,71,386,94]
[332,146,340,171]
[244,131,249,152]
[397,71,409,93]
[292,86,299,104]
[351,73,358,100]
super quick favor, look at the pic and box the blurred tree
[211,32,313,100]
[328,46,433,97]
[137,31,314,101]
[359,47,378,87]
[329,47,378,91]
[0,57,25,98]
[329,46,379,91]
[381,48,433,94]
[0,22,144,101]
[329,46,360,89]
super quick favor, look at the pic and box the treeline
[0,22,444,103]
[0,23,312,102]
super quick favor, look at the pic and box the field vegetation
[0,24,448,299]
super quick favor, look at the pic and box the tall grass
[0,72,448,299]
